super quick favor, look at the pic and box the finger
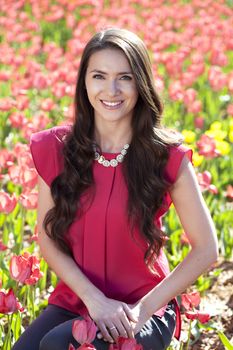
[113,320,129,339]
[120,316,135,338]
[106,324,120,342]
[97,323,114,343]
[122,303,138,323]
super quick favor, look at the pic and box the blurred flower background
[0,0,232,349]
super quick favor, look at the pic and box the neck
[94,122,132,153]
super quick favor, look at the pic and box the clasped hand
[86,294,150,343]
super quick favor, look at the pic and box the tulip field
[0,0,233,349]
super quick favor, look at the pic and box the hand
[96,299,151,342]
[128,300,151,336]
[84,292,138,343]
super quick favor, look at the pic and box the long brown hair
[43,28,183,270]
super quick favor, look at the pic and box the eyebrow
[89,69,133,75]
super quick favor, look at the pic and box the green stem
[185,320,192,350]
[3,313,13,350]
[28,285,35,322]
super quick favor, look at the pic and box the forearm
[38,232,103,305]
[141,246,218,316]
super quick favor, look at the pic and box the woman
[13,28,218,350]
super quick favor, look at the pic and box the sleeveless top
[30,125,193,340]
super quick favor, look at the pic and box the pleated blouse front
[30,125,193,340]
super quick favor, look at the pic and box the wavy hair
[43,28,183,270]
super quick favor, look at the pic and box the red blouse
[30,125,193,340]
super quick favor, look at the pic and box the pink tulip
[19,191,38,210]
[197,171,218,194]
[181,292,201,310]
[78,344,97,350]
[194,116,204,129]
[0,149,15,169]
[185,311,210,324]
[0,241,8,251]
[187,100,202,114]
[227,104,233,116]
[0,98,15,111]
[208,66,227,91]
[41,98,56,112]
[9,112,27,128]
[10,252,43,285]
[20,167,38,190]
[183,88,197,106]
[196,134,220,158]
[228,73,233,94]
[117,337,143,350]
[0,289,22,314]
[225,185,233,200]
[68,344,76,350]
[210,49,228,67]
[72,316,97,345]
[0,191,17,214]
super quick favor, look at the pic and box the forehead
[87,48,132,73]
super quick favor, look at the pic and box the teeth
[101,100,123,107]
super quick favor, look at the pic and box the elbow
[202,240,219,268]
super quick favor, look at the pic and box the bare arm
[130,156,218,331]
[37,175,136,342]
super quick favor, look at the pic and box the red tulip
[185,311,210,324]
[10,252,43,285]
[112,337,143,350]
[78,344,97,350]
[194,116,204,129]
[197,171,218,194]
[181,292,201,310]
[0,289,22,314]
[19,191,38,210]
[196,134,220,158]
[0,191,17,214]
[68,344,76,350]
[226,185,233,200]
[0,241,8,251]
[72,316,97,345]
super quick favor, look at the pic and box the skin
[84,48,138,153]
[37,48,218,344]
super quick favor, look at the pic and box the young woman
[13,28,218,350]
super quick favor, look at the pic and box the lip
[100,100,124,109]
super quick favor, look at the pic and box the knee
[40,330,76,350]
[40,332,61,350]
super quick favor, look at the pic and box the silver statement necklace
[93,144,130,167]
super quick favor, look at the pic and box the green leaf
[218,332,233,350]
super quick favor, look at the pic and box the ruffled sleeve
[29,126,69,187]
[164,144,193,184]
[158,144,194,216]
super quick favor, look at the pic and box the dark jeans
[12,301,176,350]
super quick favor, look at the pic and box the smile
[101,100,124,108]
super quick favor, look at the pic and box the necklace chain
[93,144,129,167]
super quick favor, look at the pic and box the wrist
[140,296,155,318]
[81,286,105,307]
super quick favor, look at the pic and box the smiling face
[85,48,139,128]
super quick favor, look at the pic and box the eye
[92,74,104,79]
[120,75,132,80]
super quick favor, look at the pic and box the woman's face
[85,48,139,127]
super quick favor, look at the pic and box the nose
[106,79,120,96]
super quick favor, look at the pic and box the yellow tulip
[229,130,233,143]
[181,130,196,144]
[210,121,222,130]
[229,120,233,131]
[192,152,204,167]
[206,129,227,141]
[216,140,231,155]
